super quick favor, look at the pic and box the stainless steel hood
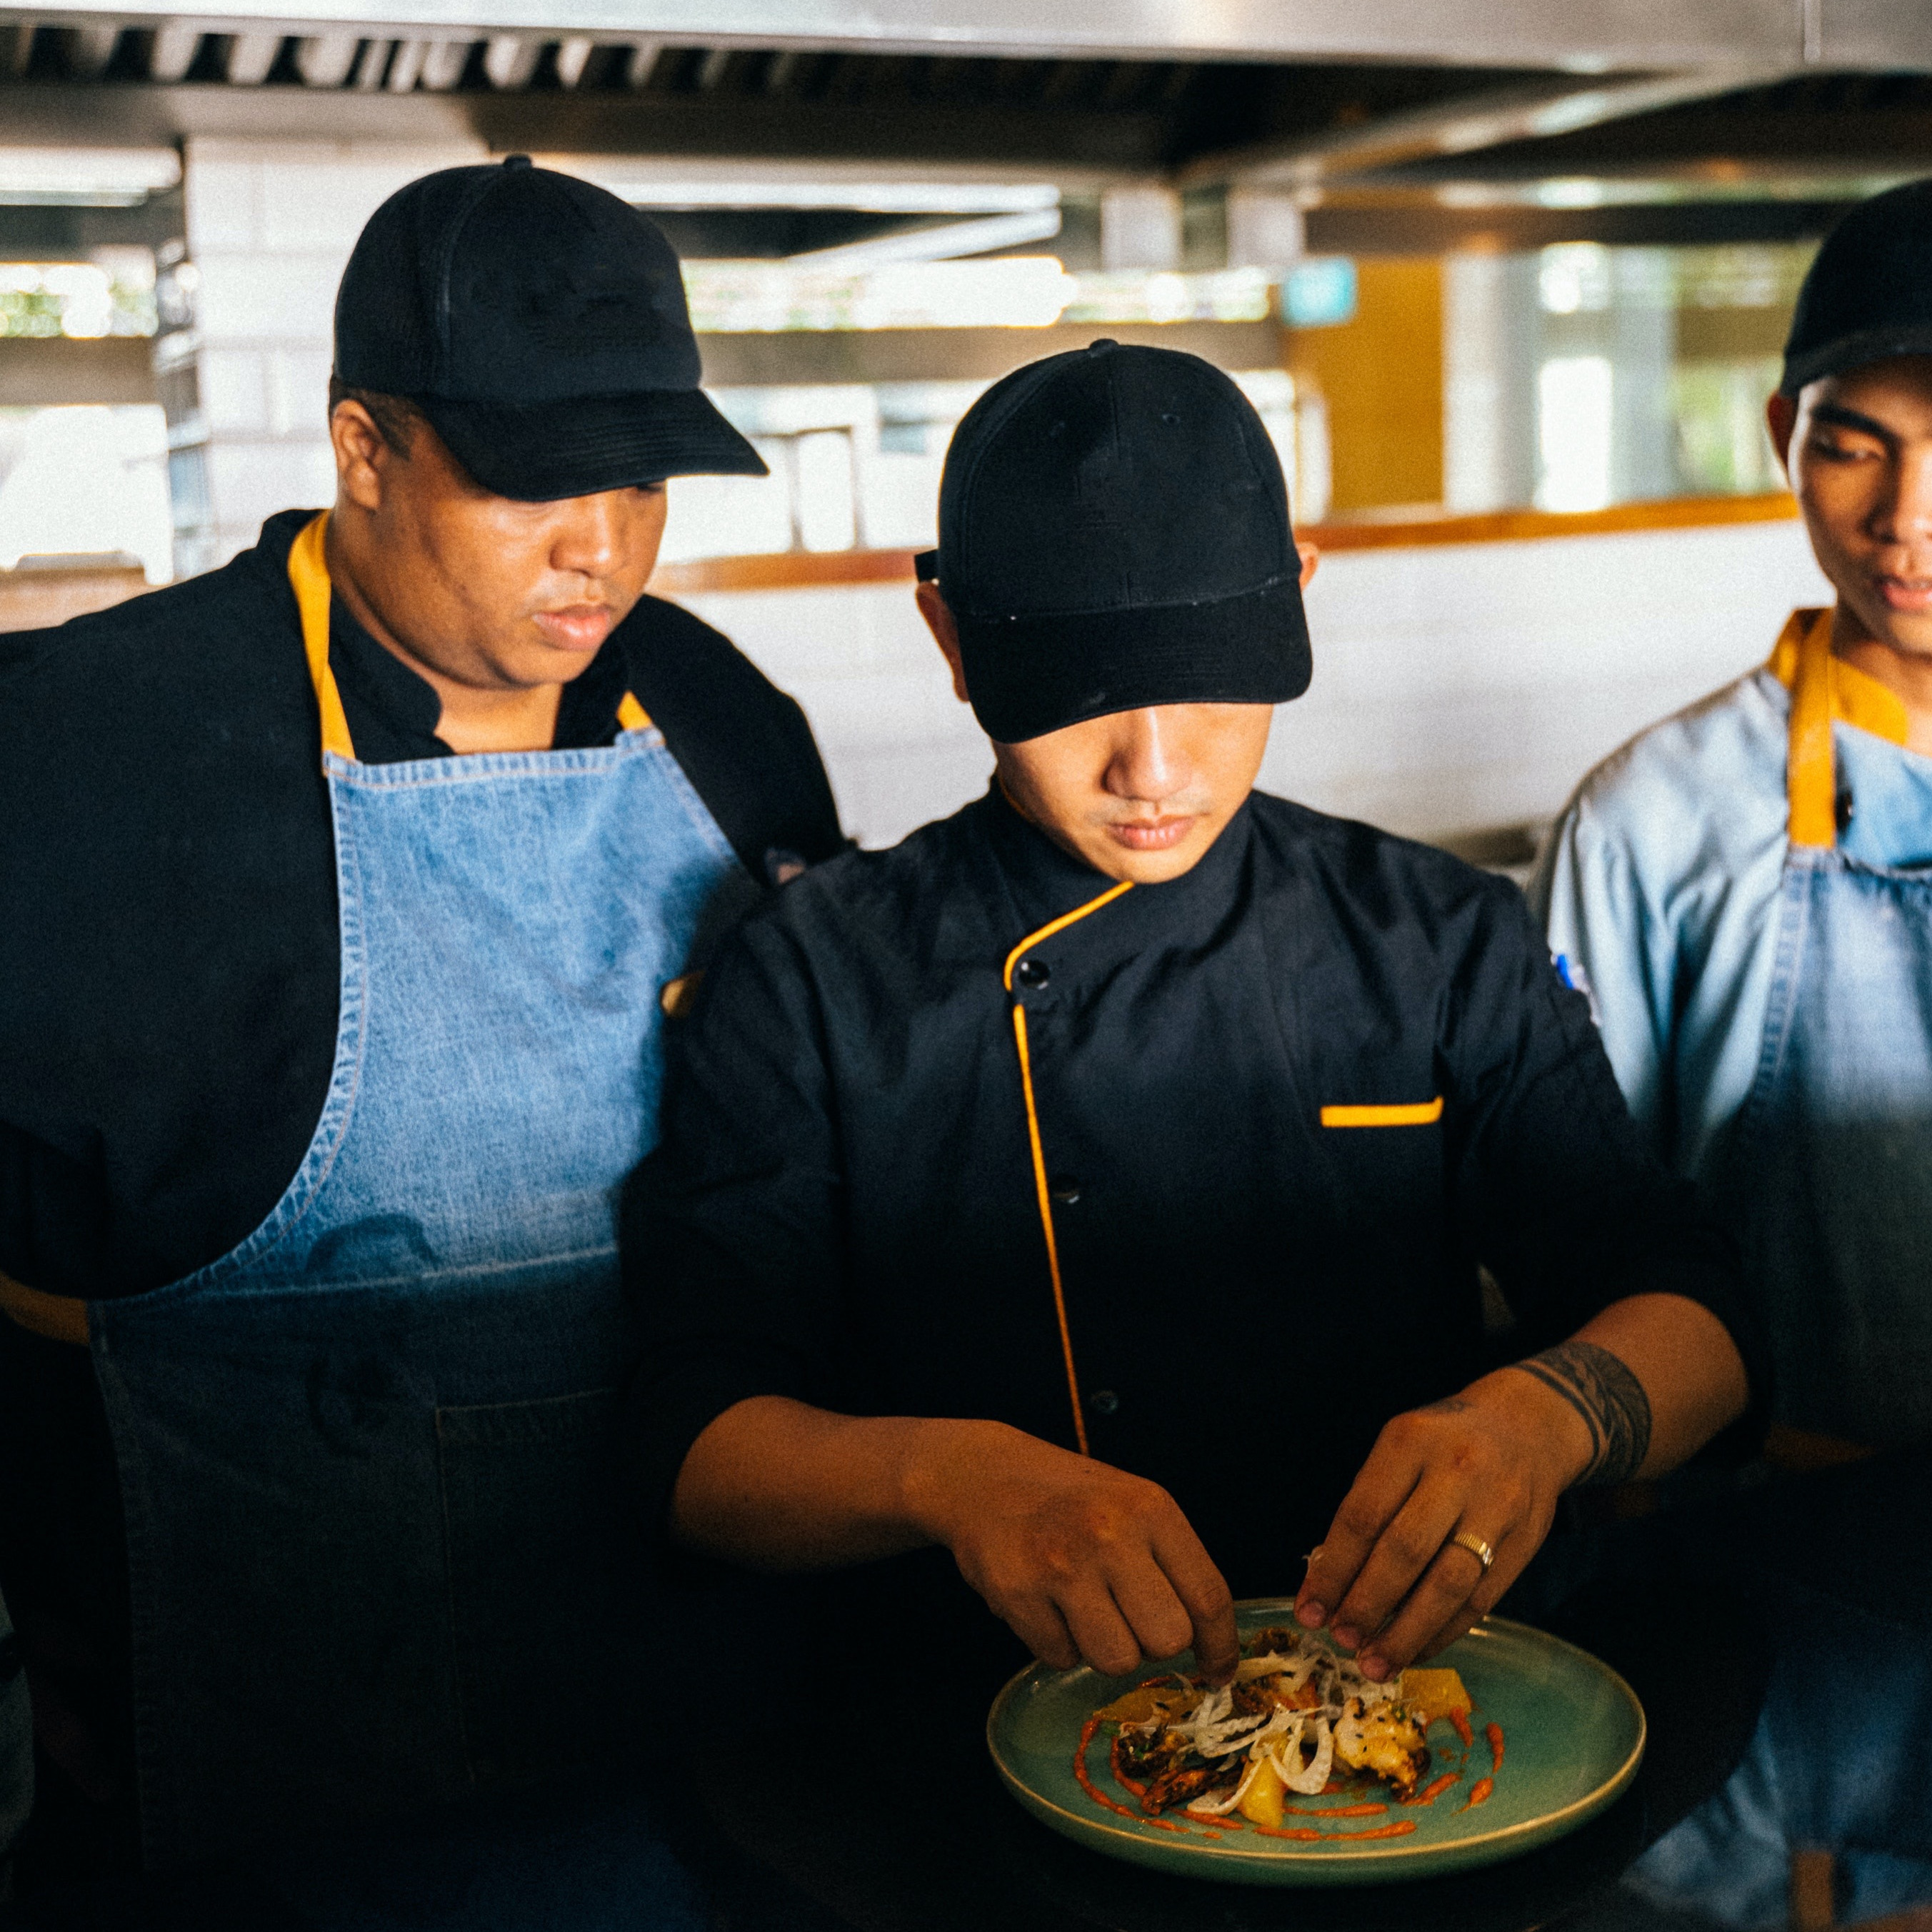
[0,0,1924,71]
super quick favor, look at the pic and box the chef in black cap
[626,341,1758,1708]
[0,156,840,1914]
[1535,180,1932,1923]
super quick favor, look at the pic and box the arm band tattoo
[1508,1341,1652,1486]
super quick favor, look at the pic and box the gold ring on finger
[1448,1530,1495,1574]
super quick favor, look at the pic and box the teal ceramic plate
[986,1601,1644,1886]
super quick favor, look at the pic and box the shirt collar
[324,590,631,763]
[1768,606,1909,747]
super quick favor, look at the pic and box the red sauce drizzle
[1460,1776,1494,1812]
[1243,1814,1422,1842]
[1408,1773,1459,1807]
[1486,1721,1505,1772]
[1450,1708,1473,1749]
[1288,1802,1387,1818]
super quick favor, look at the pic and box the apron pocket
[435,1387,648,1791]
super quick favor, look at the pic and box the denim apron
[86,513,749,1889]
[1630,609,1932,1924]
[1714,606,1932,1446]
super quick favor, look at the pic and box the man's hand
[670,1397,1239,1683]
[1293,1293,1748,1681]
[1293,1371,1591,1681]
[904,1420,1240,1683]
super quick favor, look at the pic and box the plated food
[1089,1626,1481,1836]
[987,1603,1646,1884]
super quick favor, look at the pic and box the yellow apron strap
[616,693,653,734]
[289,511,356,764]
[0,1266,89,1346]
[1787,607,1838,850]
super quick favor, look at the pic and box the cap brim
[1782,325,1932,396]
[419,388,768,500]
[953,573,1312,745]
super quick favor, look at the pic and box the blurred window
[0,405,172,581]
[661,369,1328,562]
[0,254,156,339]
[1537,356,1615,513]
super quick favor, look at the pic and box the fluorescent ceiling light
[0,149,181,207]
[683,257,1076,332]
[540,161,1058,216]
[789,209,1062,268]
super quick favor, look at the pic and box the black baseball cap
[333,154,765,499]
[921,341,1311,744]
[1783,178,1932,397]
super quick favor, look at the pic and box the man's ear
[1296,544,1321,591]
[915,580,971,706]
[330,400,389,515]
[1767,391,1799,481]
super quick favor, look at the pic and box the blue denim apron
[1714,607,1932,1446]
[1631,610,1932,1923]
[87,514,748,1891]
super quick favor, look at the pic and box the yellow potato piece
[1093,1684,1201,1726]
[1398,1667,1471,1727]
[1237,1757,1286,1829]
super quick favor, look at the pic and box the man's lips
[533,605,615,652]
[1106,815,1198,851]
[1876,573,1932,615]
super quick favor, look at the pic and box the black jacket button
[1014,957,1050,990]
[1088,1388,1119,1416]
[1050,1176,1080,1204]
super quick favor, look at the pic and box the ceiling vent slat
[419,37,468,89]
[483,33,536,89]
[224,29,280,83]
[385,36,425,91]
[149,21,199,80]
[61,23,118,76]
[354,36,391,89]
[294,32,356,86]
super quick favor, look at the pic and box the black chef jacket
[626,786,1760,1622]
[0,507,843,1843]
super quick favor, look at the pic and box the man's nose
[1106,709,1188,804]
[1876,446,1932,546]
[550,491,629,579]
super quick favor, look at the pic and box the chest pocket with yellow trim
[1314,1091,1448,1233]
[1320,1096,1443,1128]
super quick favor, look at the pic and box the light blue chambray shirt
[1528,634,1932,1184]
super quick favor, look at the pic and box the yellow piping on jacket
[1003,879,1133,1457]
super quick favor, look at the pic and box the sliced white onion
[1233,1652,1298,1681]
[1281,1715,1333,1795]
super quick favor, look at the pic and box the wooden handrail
[651,492,1799,596]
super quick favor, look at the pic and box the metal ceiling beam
[1178,66,1799,191]
[0,0,1926,73]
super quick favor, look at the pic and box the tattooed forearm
[1508,1341,1652,1486]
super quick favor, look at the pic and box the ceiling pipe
[1178,66,1796,192]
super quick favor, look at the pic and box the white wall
[184,138,485,564]
[682,516,1833,851]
